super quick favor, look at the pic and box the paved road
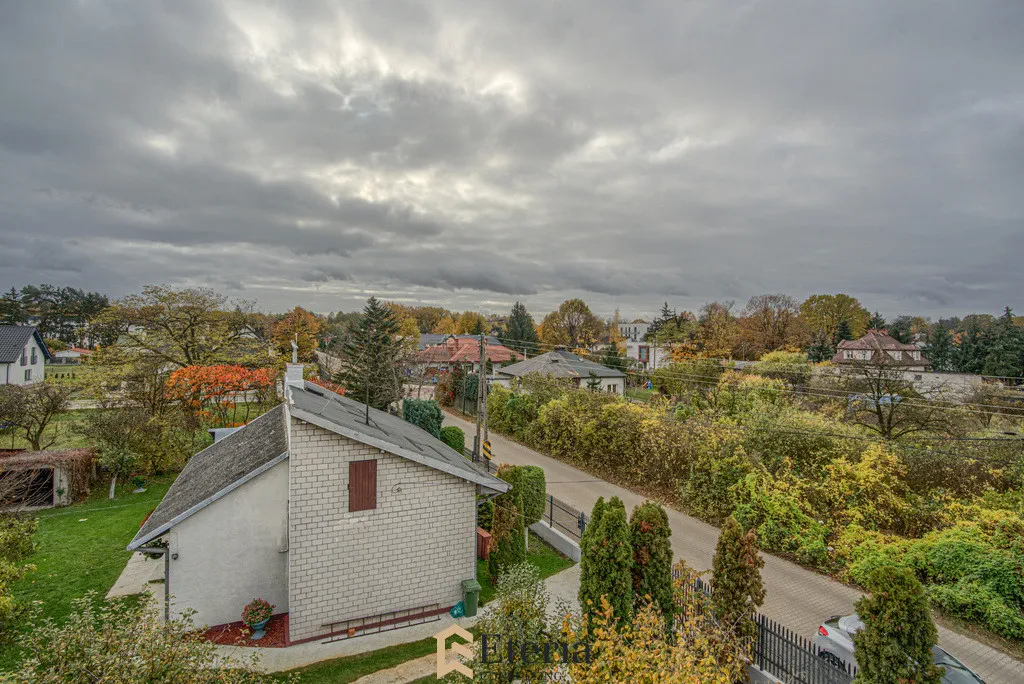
[445,413,1024,683]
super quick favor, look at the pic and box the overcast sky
[1,1,1021,320]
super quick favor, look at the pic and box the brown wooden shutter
[349,459,377,512]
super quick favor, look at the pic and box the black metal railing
[671,571,857,684]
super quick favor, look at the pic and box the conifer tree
[503,301,540,354]
[834,319,854,345]
[578,497,606,621]
[711,516,765,642]
[488,487,527,583]
[923,325,954,372]
[853,566,943,684]
[579,497,633,628]
[629,501,674,627]
[336,296,404,410]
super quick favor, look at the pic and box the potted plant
[242,598,275,639]
[131,474,147,493]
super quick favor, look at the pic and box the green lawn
[476,531,574,605]
[280,532,574,682]
[625,387,657,402]
[0,476,174,670]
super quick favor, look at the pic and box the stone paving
[443,412,1024,684]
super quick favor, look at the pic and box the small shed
[0,449,94,509]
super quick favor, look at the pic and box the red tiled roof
[415,338,522,365]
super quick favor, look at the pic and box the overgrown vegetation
[487,369,1024,642]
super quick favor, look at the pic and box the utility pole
[474,333,486,461]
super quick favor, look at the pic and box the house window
[348,459,377,512]
[843,350,853,360]
[20,348,27,366]
[24,369,31,382]
[30,347,37,365]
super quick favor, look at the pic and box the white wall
[601,377,624,395]
[288,419,477,643]
[164,459,289,628]
[2,337,45,385]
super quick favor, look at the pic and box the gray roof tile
[0,325,51,364]
[128,404,289,550]
[496,349,626,379]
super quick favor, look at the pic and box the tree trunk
[109,474,117,500]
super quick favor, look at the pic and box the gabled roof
[415,338,522,365]
[127,404,289,550]
[837,330,918,351]
[496,349,626,379]
[418,333,501,350]
[288,381,508,493]
[0,325,52,364]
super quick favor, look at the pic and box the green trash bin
[461,578,481,617]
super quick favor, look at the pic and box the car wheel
[818,651,845,670]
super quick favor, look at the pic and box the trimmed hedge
[402,399,443,438]
[498,465,547,527]
[440,425,465,453]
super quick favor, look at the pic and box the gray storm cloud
[0,0,1021,318]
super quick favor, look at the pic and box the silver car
[814,614,985,683]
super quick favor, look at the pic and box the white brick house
[128,366,507,644]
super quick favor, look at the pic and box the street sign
[482,440,492,461]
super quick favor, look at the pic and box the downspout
[136,546,171,622]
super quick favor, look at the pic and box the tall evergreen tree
[711,516,765,642]
[853,566,943,684]
[923,325,954,372]
[806,331,835,363]
[953,320,989,374]
[868,311,886,330]
[629,501,673,627]
[579,497,633,628]
[0,287,26,325]
[578,497,606,625]
[982,307,1024,378]
[833,319,853,345]
[503,301,540,353]
[336,296,405,410]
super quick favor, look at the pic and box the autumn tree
[696,301,739,357]
[502,301,540,354]
[711,516,765,643]
[799,294,870,345]
[835,357,952,439]
[629,501,673,625]
[92,285,266,368]
[738,294,807,358]
[540,299,605,349]
[271,306,323,362]
[432,315,457,335]
[336,296,407,410]
[853,566,943,684]
[0,381,75,450]
[488,486,527,583]
[455,311,486,335]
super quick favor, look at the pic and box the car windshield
[932,647,984,684]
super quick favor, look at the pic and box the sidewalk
[443,412,1024,683]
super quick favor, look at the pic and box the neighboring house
[51,346,93,364]
[415,337,522,374]
[832,330,930,372]
[622,340,672,371]
[617,320,650,342]
[417,334,500,351]
[127,365,508,643]
[494,349,626,395]
[0,325,52,385]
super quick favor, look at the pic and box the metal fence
[671,571,856,684]
[471,452,589,543]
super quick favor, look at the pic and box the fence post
[548,495,554,527]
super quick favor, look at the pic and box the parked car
[814,615,984,683]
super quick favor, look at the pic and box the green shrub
[0,514,37,639]
[853,566,943,684]
[749,351,811,386]
[629,502,674,625]
[680,441,754,522]
[711,516,765,643]
[579,497,633,629]
[439,425,465,453]
[488,488,527,583]
[499,465,546,526]
[732,473,829,567]
[402,398,443,438]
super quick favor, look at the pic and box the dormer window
[843,350,853,360]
